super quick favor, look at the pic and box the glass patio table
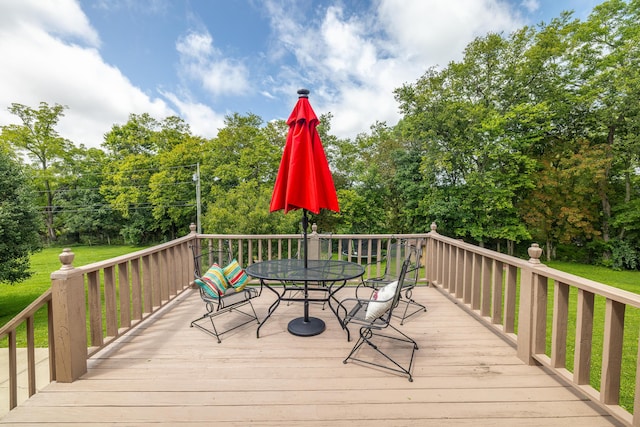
[245,259,365,337]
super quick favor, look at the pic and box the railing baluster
[463,249,472,304]
[104,265,117,338]
[601,299,625,405]
[471,253,481,310]
[504,265,517,333]
[119,261,131,328]
[533,274,548,355]
[551,281,569,368]
[152,252,161,308]
[8,330,17,410]
[27,315,36,397]
[47,297,56,381]
[574,289,595,385]
[131,257,142,321]
[481,256,491,317]
[491,260,503,324]
[142,254,153,315]
[87,270,102,347]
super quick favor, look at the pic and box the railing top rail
[429,231,640,308]
[50,234,197,279]
[428,231,531,268]
[197,233,430,239]
[536,265,640,308]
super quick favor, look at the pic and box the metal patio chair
[357,239,427,325]
[189,244,260,343]
[337,258,418,381]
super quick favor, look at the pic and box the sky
[0,0,606,149]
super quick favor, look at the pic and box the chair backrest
[379,258,411,324]
[403,239,424,288]
[379,239,414,279]
[191,243,232,278]
[319,236,334,260]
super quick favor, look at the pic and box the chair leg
[394,289,427,325]
[190,312,222,343]
[191,300,260,343]
[343,325,418,382]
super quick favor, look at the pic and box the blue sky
[0,0,605,149]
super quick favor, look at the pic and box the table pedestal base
[288,317,325,336]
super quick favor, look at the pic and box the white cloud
[160,90,226,139]
[377,0,521,66]
[176,29,251,98]
[0,0,530,149]
[0,0,100,47]
[520,0,540,13]
[0,0,174,148]
[263,0,522,139]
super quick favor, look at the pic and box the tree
[394,32,537,247]
[0,102,72,241]
[568,0,640,251]
[0,149,42,284]
[520,139,606,261]
[54,146,123,244]
[101,114,200,243]
[200,113,293,233]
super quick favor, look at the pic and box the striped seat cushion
[195,263,228,298]
[223,259,249,291]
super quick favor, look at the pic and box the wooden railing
[0,231,196,416]
[426,223,640,426]
[3,222,640,426]
[0,291,54,414]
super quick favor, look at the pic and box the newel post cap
[528,243,543,264]
[58,248,75,271]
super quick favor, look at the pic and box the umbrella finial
[297,88,310,98]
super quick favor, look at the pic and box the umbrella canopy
[270,89,339,215]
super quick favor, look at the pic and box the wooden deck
[0,285,620,426]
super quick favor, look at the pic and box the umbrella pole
[302,209,309,321]
[289,208,325,336]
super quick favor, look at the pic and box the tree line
[1,0,639,284]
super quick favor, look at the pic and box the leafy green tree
[395,32,537,248]
[520,139,607,260]
[0,102,72,241]
[567,0,640,249]
[54,146,123,244]
[0,149,42,284]
[200,113,293,233]
[101,114,200,243]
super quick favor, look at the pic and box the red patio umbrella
[270,88,339,265]
[270,88,340,336]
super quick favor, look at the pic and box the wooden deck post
[308,223,321,260]
[425,222,438,285]
[50,248,87,382]
[517,243,545,365]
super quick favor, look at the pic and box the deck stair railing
[2,222,640,426]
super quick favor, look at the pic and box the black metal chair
[357,239,427,325]
[189,244,260,343]
[337,258,418,381]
